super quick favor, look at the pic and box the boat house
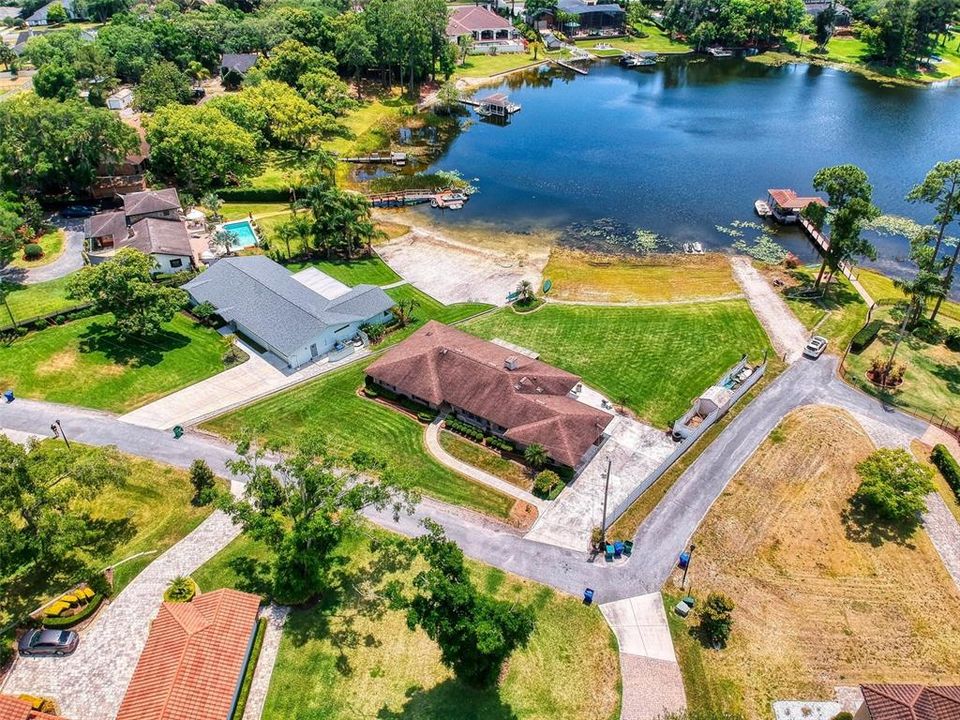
[477,93,521,118]
[765,188,826,224]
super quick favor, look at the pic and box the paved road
[0,356,928,604]
[0,222,85,285]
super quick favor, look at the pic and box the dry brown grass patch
[35,349,80,376]
[677,406,960,718]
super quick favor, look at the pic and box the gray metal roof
[557,0,625,14]
[183,256,395,356]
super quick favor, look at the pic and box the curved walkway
[424,416,547,511]
[0,227,85,285]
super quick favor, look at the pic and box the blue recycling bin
[678,551,691,570]
[583,588,595,605]
[3,389,13,402]
[614,541,624,558]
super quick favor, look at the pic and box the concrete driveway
[0,220,85,285]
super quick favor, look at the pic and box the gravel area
[730,256,809,362]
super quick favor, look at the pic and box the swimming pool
[221,220,259,249]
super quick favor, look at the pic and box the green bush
[216,187,303,202]
[417,410,437,423]
[932,443,960,497]
[363,386,379,399]
[0,633,13,668]
[946,328,960,352]
[698,592,735,647]
[912,318,944,345]
[23,243,43,260]
[42,594,104,629]
[164,576,196,603]
[851,319,883,352]
[533,470,561,497]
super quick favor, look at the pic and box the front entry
[310,343,318,358]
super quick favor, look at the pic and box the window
[169,258,183,268]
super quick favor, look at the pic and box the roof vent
[504,355,519,370]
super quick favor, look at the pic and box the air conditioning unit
[504,355,519,370]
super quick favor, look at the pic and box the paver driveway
[1,512,241,720]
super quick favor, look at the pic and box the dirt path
[730,256,809,362]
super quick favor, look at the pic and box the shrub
[932,444,960,496]
[851,320,882,352]
[23,243,43,260]
[190,459,217,506]
[361,322,387,343]
[698,592,735,647]
[192,300,218,326]
[534,470,561,497]
[946,327,960,352]
[912,318,944,344]
[854,448,934,529]
[782,253,800,269]
[417,411,436,423]
[0,635,13,668]
[832,713,854,720]
[42,594,104,629]
[164,576,196,603]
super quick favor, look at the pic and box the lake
[414,57,960,274]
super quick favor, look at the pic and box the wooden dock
[799,215,855,280]
[341,152,407,166]
[550,57,588,75]
[366,188,436,207]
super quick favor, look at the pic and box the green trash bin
[172,425,184,439]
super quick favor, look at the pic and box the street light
[50,419,71,450]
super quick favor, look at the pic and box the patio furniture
[623,540,634,556]
[583,588,595,605]
[614,541,624,558]
[604,544,615,561]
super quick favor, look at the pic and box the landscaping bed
[666,407,960,718]
[439,429,533,492]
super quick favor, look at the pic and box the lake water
[415,57,960,274]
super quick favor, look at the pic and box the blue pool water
[222,220,258,249]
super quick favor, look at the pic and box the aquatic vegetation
[716,225,744,238]
[732,234,788,264]
[633,229,661,253]
[865,214,925,239]
[564,219,668,255]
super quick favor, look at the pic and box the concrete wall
[606,361,767,528]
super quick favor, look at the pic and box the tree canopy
[135,60,192,111]
[854,448,934,530]
[67,248,188,339]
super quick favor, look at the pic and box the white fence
[604,360,768,528]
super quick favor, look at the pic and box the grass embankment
[1,444,217,629]
[439,430,532,491]
[858,269,960,322]
[463,301,771,429]
[0,313,232,413]
[666,407,960,718]
[9,229,65,269]
[202,360,513,519]
[0,276,85,326]
[763,32,960,84]
[452,50,543,79]
[544,250,739,304]
[194,530,621,720]
[575,23,693,55]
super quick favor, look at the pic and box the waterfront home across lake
[446,5,524,53]
[530,0,626,38]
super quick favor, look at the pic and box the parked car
[803,335,828,359]
[60,205,97,219]
[18,629,79,657]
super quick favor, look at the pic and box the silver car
[803,335,828,359]
[18,629,79,657]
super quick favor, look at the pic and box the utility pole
[600,457,612,543]
[50,419,71,450]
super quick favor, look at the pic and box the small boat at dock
[754,199,772,217]
[620,51,657,67]
[706,47,734,57]
[692,242,704,254]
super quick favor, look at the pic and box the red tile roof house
[855,685,960,720]
[115,588,261,720]
[766,188,827,224]
[365,320,614,468]
[0,696,66,720]
[446,6,524,53]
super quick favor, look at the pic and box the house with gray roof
[25,0,82,25]
[183,256,395,368]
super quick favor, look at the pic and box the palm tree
[516,280,535,303]
[392,298,420,328]
[524,443,548,469]
[186,61,210,90]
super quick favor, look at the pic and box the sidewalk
[118,340,370,430]
[242,604,291,720]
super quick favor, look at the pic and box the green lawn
[575,23,692,55]
[9,229,65,269]
[858,268,960,323]
[220,202,288,221]
[201,361,514,518]
[453,51,543,79]
[463,301,771,428]
[284,255,401,286]
[439,430,532,491]
[194,529,621,720]
[0,312,233,412]
[781,266,868,350]
[382,284,491,346]
[0,443,217,629]
[0,275,86,327]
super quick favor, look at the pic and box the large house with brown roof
[84,188,207,273]
[366,321,613,468]
[855,684,960,720]
[0,695,65,720]
[115,588,261,720]
[446,5,524,53]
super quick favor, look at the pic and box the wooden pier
[799,215,855,280]
[341,152,407,166]
[366,188,436,207]
[550,57,589,75]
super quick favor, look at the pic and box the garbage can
[172,425,184,439]
[678,551,691,570]
[583,588,595,605]
[3,390,13,403]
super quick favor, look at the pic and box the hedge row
[932,444,960,499]
[486,436,514,453]
[42,594,104,629]
[851,320,883,352]
[445,417,485,442]
[215,187,304,202]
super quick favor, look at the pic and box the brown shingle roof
[861,685,960,720]
[446,5,513,36]
[366,321,612,466]
[116,589,261,720]
[121,188,181,217]
[84,210,128,244]
[121,218,196,258]
[0,696,65,720]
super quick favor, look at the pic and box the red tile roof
[446,5,513,36]
[0,696,65,720]
[861,685,960,720]
[366,321,613,466]
[768,188,827,211]
[116,589,261,720]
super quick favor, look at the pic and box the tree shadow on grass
[376,679,519,720]
[78,321,190,367]
[931,361,960,396]
[841,496,919,549]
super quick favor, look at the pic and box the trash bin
[678,551,691,570]
[682,595,696,608]
[623,540,634,556]
[172,425,184,439]
[583,588,595,605]
[3,390,13,403]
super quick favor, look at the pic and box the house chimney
[504,355,519,370]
